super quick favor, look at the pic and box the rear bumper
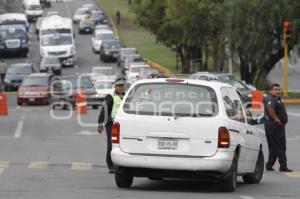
[18,96,49,105]
[111,147,234,174]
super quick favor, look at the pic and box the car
[39,57,62,75]
[117,48,138,66]
[94,79,114,99]
[127,64,150,84]
[223,79,255,103]
[137,68,159,80]
[111,78,264,192]
[91,30,115,53]
[94,24,110,32]
[39,0,51,8]
[78,18,95,34]
[50,75,100,110]
[120,54,144,70]
[17,73,52,105]
[72,8,90,24]
[99,39,122,62]
[82,4,94,11]
[91,10,107,25]
[4,63,35,91]
[90,66,116,83]
[35,16,44,34]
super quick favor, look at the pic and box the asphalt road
[0,0,300,199]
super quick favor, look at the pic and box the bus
[39,15,76,67]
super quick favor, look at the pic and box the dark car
[100,39,122,62]
[78,19,95,34]
[4,63,35,91]
[91,10,107,25]
[50,75,101,110]
[17,73,53,105]
[39,57,62,75]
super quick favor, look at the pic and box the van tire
[115,169,133,188]
[242,149,264,184]
[220,153,238,192]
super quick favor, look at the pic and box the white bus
[39,15,76,67]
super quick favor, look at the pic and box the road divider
[76,90,87,115]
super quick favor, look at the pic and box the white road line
[14,115,25,138]
[288,112,300,117]
[0,168,4,175]
[73,130,98,135]
[240,196,255,199]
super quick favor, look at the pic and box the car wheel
[92,105,98,110]
[220,153,238,192]
[115,168,133,188]
[242,149,264,184]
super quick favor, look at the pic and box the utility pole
[283,21,292,98]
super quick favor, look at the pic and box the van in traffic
[23,0,43,22]
[111,78,264,192]
[39,15,76,67]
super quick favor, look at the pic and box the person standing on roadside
[0,60,8,90]
[116,10,121,25]
[264,83,293,172]
[97,78,125,173]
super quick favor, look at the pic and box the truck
[39,15,76,67]
[0,13,30,57]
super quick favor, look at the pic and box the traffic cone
[252,91,264,110]
[0,92,8,116]
[76,90,87,115]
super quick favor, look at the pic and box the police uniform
[98,80,124,171]
[264,94,288,169]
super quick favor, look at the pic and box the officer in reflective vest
[97,78,125,173]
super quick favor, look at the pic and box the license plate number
[158,138,178,150]
[29,98,35,102]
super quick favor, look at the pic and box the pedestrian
[116,10,121,25]
[97,77,126,173]
[0,60,8,91]
[264,83,293,172]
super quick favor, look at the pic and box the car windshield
[0,25,26,39]
[7,66,32,74]
[22,77,48,87]
[62,77,93,89]
[122,49,136,55]
[217,75,233,81]
[102,41,121,48]
[94,81,114,89]
[76,10,89,15]
[92,68,115,76]
[95,33,114,40]
[81,20,93,25]
[226,80,248,90]
[41,34,72,46]
[124,83,218,117]
[27,5,42,10]
[126,56,143,63]
[42,57,60,65]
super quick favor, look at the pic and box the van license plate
[158,138,178,150]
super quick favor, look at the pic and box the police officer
[264,83,293,172]
[97,78,125,173]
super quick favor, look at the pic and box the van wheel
[242,149,264,184]
[115,168,133,188]
[220,153,238,192]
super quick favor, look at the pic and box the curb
[282,99,300,105]
[96,0,173,75]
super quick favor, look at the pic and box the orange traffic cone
[0,92,8,116]
[252,91,264,110]
[76,90,87,115]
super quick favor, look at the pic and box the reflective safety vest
[111,94,122,120]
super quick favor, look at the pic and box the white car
[90,66,116,83]
[73,8,90,24]
[127,64,150,84]
[94,79,114,99]
[94,24,110,32]
[111,78,264,192]
[91,30,115,53]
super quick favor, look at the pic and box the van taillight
[112,122,120,144]
[218,127,230,148]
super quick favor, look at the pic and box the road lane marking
[14,116,25,138]
[0,161,10,168]
[71,162,92,170]
[285,171,300,178]
[28,162,49,169]
[288,112,300,117]
[0,169,4,175]
[240,196,255,199]
[73,130,98,135]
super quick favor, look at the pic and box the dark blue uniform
[264,94,288,169]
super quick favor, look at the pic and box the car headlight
[21,39,27,44]
[40,49,46,57]
[4,78,11,84]
[70,46,75,55]
[105,51,110,55]
[247,93,252,98]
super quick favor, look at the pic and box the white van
[111,78,264,192]
[0,13,29,31]
[39,15,76,67]
[91,29,114,53]
[23,0,43,22]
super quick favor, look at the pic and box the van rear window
[123,83,218,117]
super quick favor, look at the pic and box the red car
[17,73,52,105]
